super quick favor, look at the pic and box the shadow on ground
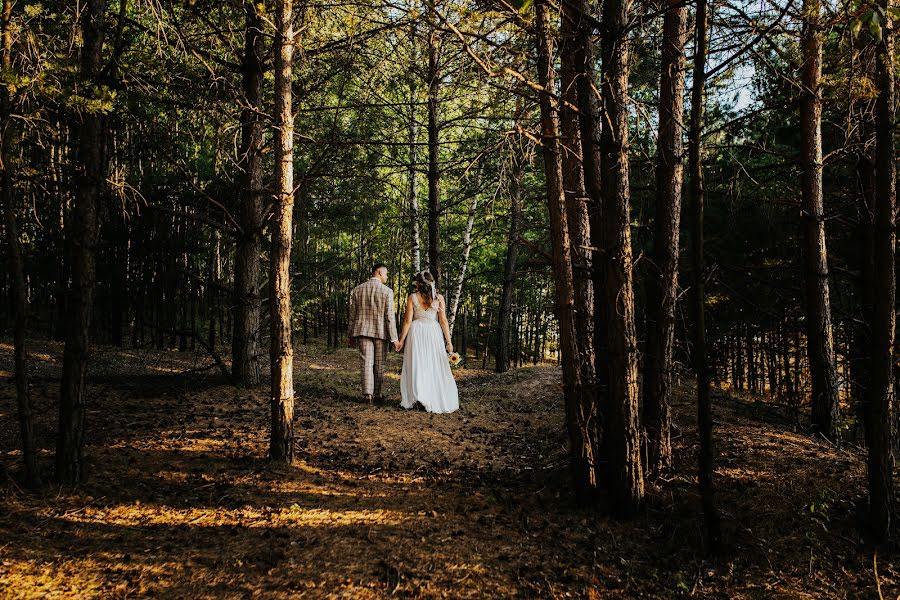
[0,339,895,598]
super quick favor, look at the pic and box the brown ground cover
[0,340,896,598]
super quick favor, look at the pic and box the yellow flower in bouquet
[448,352,461,366]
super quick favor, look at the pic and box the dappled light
[2,341,898,597]
[3,0,900,595]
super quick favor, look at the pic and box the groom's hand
[393,340,402,352]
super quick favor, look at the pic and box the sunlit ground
[0,340,896,598]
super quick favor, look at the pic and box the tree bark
[56,0,106,484]
[599,0,643,516]
[799,0,840,436]
[1,0,38,489]
[559,0,594,351]
[409,69,422,274]
[447,193,478,334]
[866,0,895,543]
[853,149,875,442]
[534,0,597,502]
[642,0,688,476]
[232,3,265,387]
[495,155,524,373]
[560,0,598,470]
[426,0,441,286]
[270,0,295,464]
[569,0,609,482]
[687,0,721,551]
[747,328,756,392]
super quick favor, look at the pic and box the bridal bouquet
[448,352,462,367]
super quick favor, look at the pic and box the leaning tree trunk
[599,0,643,517]
[800,0,839,440]
[56,0,106,484]
[642,0,688,477]
[232,3,265,386]
[426,0,441,285]
[866,0,895,543]
[270,0,295,464]
[1,0,38,489]
[447,193,479,335]
[687,0,721,551]
[495,153,524,373]
[534,0,596,503]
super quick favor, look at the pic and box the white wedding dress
[400,294,459,413]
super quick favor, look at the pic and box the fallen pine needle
[874,550,883,600]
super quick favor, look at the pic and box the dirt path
[0,341,896,598]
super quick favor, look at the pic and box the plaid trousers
[357,336,387,397]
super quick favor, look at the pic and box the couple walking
[347,263,459,413]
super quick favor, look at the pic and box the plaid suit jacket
[348,278,399,342]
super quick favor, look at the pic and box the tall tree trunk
[270,0,295,464]
[747,328,756,392]
[642,0,688,476]
[409,71,422,274]
[483,307,494,369]
[426,0,441,285]
[687,0,721,551]
[766,332,777,393]
[570,0,608,481]
[232,3,265,386]
[1,0,38,489]
[461,309,468,358]
[209,230,220,350]
[109,222,126,348]
[800,0,840,438]
[559,0,594,346]
[56,0,106,484]
[447,193,478,334]
[599,0,643,516]
[853,148,875,442]
[560,0,597,469]
[783,324,796,404]
[534,0,596,502]
[866,0,895,543]
[495,154,524,373]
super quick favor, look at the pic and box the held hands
[393,340,403,352]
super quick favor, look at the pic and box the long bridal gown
[400,294,459,413]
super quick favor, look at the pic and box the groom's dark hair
[371,262,387,274]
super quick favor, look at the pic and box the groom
[347,263,401,404]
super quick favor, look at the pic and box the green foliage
[806,488,835,531]
[3,0,891,394]
[848,0,899,44]
[66,85,117,114]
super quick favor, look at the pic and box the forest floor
[0,339,897,598]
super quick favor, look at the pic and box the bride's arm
[437,295,453,353]
[398,296,414,347]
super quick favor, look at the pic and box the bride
[398,271,459,413]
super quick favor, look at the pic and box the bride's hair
[412,271,437,304]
